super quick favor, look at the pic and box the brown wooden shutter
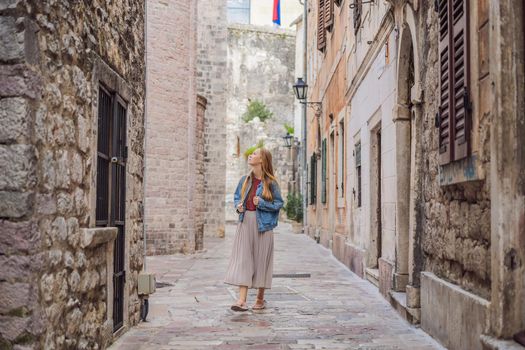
[324,0,334,31]
[353,0,362,34]
[310,154,317,205]
[321,139,327,204]
[437,0,451,164]
[317,0,326,51]
[438,0,470,165]
[451,0,470,160]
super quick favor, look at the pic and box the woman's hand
[237,203,245,213]
[253,196,260,206]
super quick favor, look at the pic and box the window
[338,120,345,198]
[96,87,111,226]
[437,0,471,165]
[317,0,327,51]
[317,0,334,51]
[310,154,317,205]
[385,40,390,65]
[352,0,362,35]
[96,85,128,331]
[317,121,322,152]
[321,138,327,204]
[227,0,250,24]
[355,142,361,207]
[324,0,334,32]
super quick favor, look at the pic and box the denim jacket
[233,175,284,233]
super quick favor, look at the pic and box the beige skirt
[224,211,274,289]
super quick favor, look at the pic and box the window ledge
[80,227,118,249]
[439,154,485,186]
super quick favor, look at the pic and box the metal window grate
[96,86,128,332]
[96,87,112,225]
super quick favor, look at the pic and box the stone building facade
[302,0,524,349]
[144,0,207,255]
[197,0,228,238]
[146,0,301,252]
[224,24,298,223]
[1,0,146,348]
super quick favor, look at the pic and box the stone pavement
[110,223,444,350]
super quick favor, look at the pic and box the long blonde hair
[241,148,277,201]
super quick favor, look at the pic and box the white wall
[293,16,304,142]
[347,29,397,262]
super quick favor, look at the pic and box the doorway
[376,129,382,265]
[96,86,128,331]
[329,130,336,234]
[369,122,382,270]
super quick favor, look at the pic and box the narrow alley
[110,223,442,350]
[1,0,524,349]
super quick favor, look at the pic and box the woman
[224,147,284,312]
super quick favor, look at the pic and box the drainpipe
[142,0,148,271]
[301,0,308,231]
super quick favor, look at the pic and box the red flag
[273,0,281,25]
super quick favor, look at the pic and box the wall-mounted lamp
[282,133,293,148]
[293,77,322,115]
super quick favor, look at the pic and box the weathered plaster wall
[347,29,397,263]
[0,0,145,348]
[224,24,297,223]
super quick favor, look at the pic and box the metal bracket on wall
[300,101,322,115]
[349,0,374,9]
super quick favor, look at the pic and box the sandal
[231,301,248,312]
[252,299,266,310]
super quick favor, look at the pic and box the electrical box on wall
[138,273,156,295]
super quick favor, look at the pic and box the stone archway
[392,5,421,298]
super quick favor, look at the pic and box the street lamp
[293,77,308,100]
[282,133,293,148]
[293,77,322,114]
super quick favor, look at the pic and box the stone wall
[197,0,228,238]
[144,0,198,255]
[416,0,492,299]
[224,24,297,223]
[0,0,146,349]
[195,95,207,250]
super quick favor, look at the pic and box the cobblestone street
[110,223,443,350]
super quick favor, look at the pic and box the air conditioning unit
[138,273,156,296]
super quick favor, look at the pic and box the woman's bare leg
[256,288,265,302]
[238,286,248,304]
[250,288,266,309]
[231,285,249,311]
